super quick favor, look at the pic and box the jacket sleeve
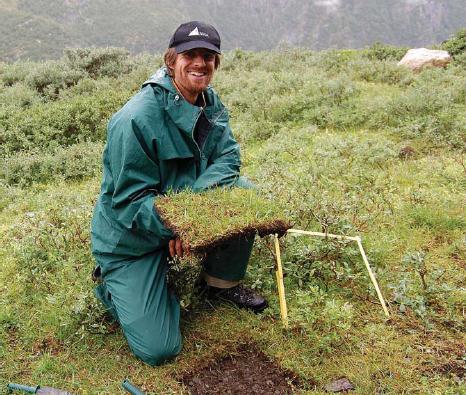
[107,116,173,240]
[192,124,241,192]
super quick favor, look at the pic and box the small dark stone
[324,377,355,392]
[399,145,416,159]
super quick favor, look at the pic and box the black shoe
[92,266,102,283]
[206,284,268,313]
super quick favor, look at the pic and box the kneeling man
[91,21,267,366]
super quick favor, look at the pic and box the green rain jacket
[91,67,242,263]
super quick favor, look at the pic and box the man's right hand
[169,238,188,258]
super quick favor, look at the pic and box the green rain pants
[94,234,254,366]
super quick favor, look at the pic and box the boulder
[398,48,451,72]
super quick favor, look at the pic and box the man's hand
[169,238,188,258]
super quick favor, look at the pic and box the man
[90,21,266,366]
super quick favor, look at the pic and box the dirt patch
[418,338,466,379]
[180,344,306,394]
[32,336,63,356]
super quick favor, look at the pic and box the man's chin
[188,77,211,89]
[190,84,209,95]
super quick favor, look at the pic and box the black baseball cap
[168,21,221,54]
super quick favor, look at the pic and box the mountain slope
[1,0,465,60]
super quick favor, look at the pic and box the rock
[399,145,416,159]
[324,377,355,392]
[398,48,451,72]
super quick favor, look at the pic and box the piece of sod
[156,188,291,254]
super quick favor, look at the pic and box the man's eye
[204,54,215,61]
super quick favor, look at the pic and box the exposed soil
[180,343,305,394]
[193,220,292,254]
[418,338,466,379]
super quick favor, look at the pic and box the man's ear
[167,64,175,77]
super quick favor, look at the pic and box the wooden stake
[274,234,289,329]
[287,228,390,317]
[287,228,359,241]
[355,236,390,317]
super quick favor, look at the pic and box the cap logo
[188,26,209,37]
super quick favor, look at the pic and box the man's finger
[169,239,175,257]
[175,238,183,258]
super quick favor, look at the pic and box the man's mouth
[188,71,207,77]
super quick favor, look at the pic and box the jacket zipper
[191,109,202,168]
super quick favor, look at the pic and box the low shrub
[0,182,21,211]
[309,49,358,75]
[363,42,408,61]
[349,59,414,85]
[290,287,354,352]
[25,61,86,100]
[393,110,465,148]
[0,88,128,155]
[0,61,33,86]
[451,51,466,68]
[0,82,41,108]
[3,189,99,341]
[0,141,104,187]
[441,29,466,58]
[63,47,132,79]
[390,250,464,328]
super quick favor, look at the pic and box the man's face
[172,48,216,98]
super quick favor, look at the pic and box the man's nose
[193,55,206,66]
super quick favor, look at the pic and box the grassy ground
[0,47,465,393]
[1,129,464,394]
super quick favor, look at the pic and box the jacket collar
[142,68,228,163]
[142,67,177,94]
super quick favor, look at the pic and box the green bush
[4,190,99,340]
[0,141,104,187]
[365,69,466,147]
[0,61,33,86]
[395,111,466,148]
[349,59,414,85]
[0,182,21,211]
[364,42,408,61]
[221,69,361,141]
[63,47,132,78]
[25,61,86,100]
[310,49,357,74]
[0,82,41,108]
[452,51,466,68]
[290,287,354,352]
[0,88,128,155]
[390,250,464,328]
[441,29,466,57]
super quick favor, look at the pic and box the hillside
[0,43,465,392]
[1,0,465,60]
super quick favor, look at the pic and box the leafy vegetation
[441,28,466,57]
[0,44,465,393]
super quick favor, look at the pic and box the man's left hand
[169,238,188,258]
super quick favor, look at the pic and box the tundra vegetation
[0,32,465,393]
